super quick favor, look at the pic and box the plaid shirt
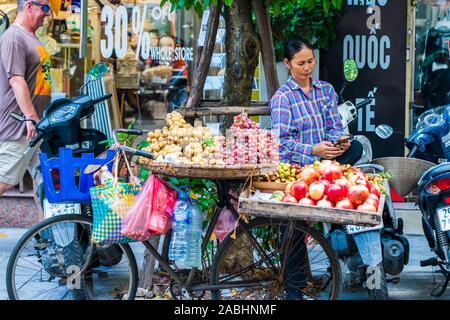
[270,76,344,166]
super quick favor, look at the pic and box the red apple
[323,164,343,181]
[348,185,370,206]
[290,180,308,200]
[309,181,326,201]
[281,193,298,204]
[298,197,316,206]
[317,198,334,208]
[335,198,354,210]
[301,167,320,185]
[326,183,346,202]
[357,202,377,212]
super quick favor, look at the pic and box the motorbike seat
[417,162,450,190]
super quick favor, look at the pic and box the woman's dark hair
[284,38,314,61]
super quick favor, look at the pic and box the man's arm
[9,75,39,139]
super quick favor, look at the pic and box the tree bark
[252,0,279,100]
[138,236,160,290]
[223,0,260,106]
[185,1,222,109]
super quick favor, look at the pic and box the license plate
[43,198,81,219]
[346,220,383,235]
[437,206,450,232]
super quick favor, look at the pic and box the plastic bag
[121,175,155,241]
[146,177,177,235]
[213,208,236,242]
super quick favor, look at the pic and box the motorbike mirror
[375,124,394,139]
[343,59,358,83]
[86,63,109,82]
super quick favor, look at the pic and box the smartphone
[334,136,351,146]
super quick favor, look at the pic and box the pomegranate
[326,183,346,202]
[370,183,381,197]
[290,180,308,200]
[298,197,316,206]
[334,178,351,194]
[300,167,320,185]
[357,202,377,212]
[335,198,354,210]
[317,198,334,208]
[348,185,370,206]
[319,178,331,193]
[318,160,333,175]
[285,181,295,194]
[322,163,343,181]
[281,193,298,204]
[308,181,326,201]
[365,196,379,208]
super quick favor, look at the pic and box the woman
[270,38,363,166]
[269,39,363,300]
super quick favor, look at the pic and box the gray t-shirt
[0,23,51,141]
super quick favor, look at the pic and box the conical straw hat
[371,157,435,197]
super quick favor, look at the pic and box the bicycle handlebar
[112,128,153,159]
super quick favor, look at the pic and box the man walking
[0,0,52,196]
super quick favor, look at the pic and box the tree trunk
[185,1,222,109]
[223,0,260,106]
[138,236,160,290]
[252,0,279,100]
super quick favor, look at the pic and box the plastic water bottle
[184,202,204,268]
[168,190,191,261]
[99,165,114,185]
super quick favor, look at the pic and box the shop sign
[100,5,194,61]
[326,1,407,158]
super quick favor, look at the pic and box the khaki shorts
[0,136,40,186]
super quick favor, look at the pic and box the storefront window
[413,0,450,124]
[0,0,201,126]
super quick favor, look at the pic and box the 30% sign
[100,5,193,61]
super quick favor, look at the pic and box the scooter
[376,102,450,297]
[10,64,112,218]
[328,60,410,300]
[8,63,126,299]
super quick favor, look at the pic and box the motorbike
[376,102,450,297]
[328,59,410,300]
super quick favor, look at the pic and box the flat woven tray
[138,160,278,179]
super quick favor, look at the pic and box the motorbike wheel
[366,262,389,300]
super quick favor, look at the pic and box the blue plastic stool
[40,148,116,203]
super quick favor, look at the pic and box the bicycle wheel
[6,214,139,300]
[210,218,342,300]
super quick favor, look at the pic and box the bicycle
[6,129,342,300]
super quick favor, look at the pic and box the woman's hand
[312,141,345,159]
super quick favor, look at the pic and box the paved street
[1,227,450,300]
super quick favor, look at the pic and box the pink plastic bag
[213,208,236,242]
[122,175,155,241]
[146,177,177,235]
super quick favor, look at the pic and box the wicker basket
[138,160,277,180]
[371,157,435,197]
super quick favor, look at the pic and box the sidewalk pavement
[1,228,450,300]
